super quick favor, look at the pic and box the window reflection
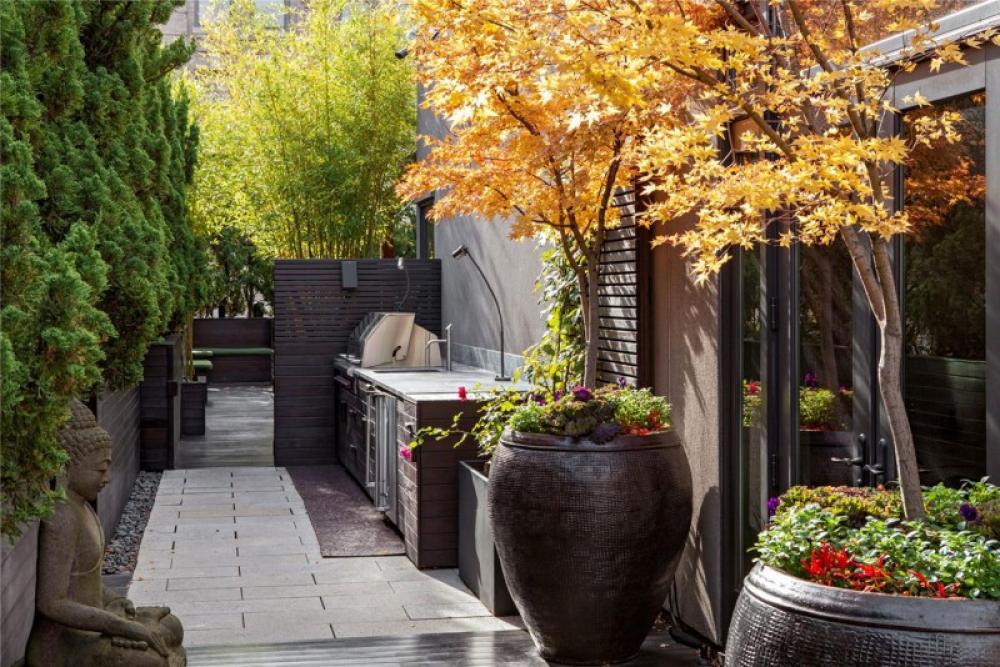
[903,92,986,486]
[740,248,767,572]
[799,243,856,485]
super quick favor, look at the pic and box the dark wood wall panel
[272,259,441,465]
[95,386,141,540]
[193,318,272,348]
[1,523,37,667]
[140,336,182,471]
[598,186,651,387]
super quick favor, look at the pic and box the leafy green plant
[187,0,415,259]
[206,226,274,317]
[758,481,1000,599]
[799,387,838,430]
[411,385,672,459]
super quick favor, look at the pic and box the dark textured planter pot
[800,430,855,486]
[726,565,1000,666]
[489,430,692,665]
[458,460,517,617]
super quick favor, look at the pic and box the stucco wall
[416,87,546,370]
[650,217,725,644]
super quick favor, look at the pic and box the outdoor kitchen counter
[342,362,529,402]
[333,360,527,569]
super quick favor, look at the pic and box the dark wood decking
[187,630,702,666]
[175,384,274,468]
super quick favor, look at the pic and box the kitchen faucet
[425,323,452,371]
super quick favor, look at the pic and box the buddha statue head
[60,400,112,502]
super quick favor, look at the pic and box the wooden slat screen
[597,186,650,387]
[272,259,441,465]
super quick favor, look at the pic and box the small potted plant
[726,482,1000,665]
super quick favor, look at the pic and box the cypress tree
[1,0,206,536]
[1,0,112,537]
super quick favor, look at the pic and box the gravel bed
[102,471,161,575]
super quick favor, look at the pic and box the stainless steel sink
[368,367,444,373]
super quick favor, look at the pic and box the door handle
[831,456,864,466]
[864,463,885,476]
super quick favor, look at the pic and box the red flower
[457,386,468,401]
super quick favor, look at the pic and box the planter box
[458,460,516,616]
[181,378,208,436]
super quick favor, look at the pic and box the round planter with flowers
[726,484,1000,666]
[486,386,692,665]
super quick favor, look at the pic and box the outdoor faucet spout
[425,323,453,370]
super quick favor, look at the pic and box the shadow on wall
[436,214,546,361]
[651,214,725,645]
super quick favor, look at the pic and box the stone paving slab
[129,466,520,647]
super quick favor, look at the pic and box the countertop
[336,360,529,402]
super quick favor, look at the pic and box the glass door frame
[720,37,1000,630]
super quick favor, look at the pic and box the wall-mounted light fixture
[451,245,510,381]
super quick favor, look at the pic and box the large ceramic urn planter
[726,564,1000,666]
[488,429,692,665]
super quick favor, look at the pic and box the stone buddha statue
[26,400,186,667]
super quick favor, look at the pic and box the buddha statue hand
[106,597,136,618]
[113,619,170,658]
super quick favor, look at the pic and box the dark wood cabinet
[334,370,368,486]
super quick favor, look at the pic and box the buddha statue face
[67,445,112,502]
[60,400,114,502]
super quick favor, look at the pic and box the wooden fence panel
[598,186,651,387]
[193,318,272,348]
[272,259,441,465]
[95,386,141,540]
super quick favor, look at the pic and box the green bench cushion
[192,359,214,371]
[203,347,273,357]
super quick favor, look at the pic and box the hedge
[0,0,207,537]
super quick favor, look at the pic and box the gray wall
[650,216,725,644]
[417,86,546,371]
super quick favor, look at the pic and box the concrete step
[186,629,700,666]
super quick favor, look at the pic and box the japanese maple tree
[576,0,996,520]
[396,0,695,387]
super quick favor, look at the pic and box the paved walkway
[129,467,521,647]
[176,385,274,469]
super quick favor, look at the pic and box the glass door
[897,92,988,486]
[796,243,866,487]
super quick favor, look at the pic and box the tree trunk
[582,263,600,388]
[876,315,926,520]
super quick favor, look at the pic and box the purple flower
[617,376,628,388]
[804,372,817,387]
[959,503,979,523]
[399,445,413,462]
[590,422,620,444]
[553,389,565,401]
[572,386,593,402]
[767,496,781,518]
[531,393,547,405]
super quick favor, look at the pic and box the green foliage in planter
[779,486,902,528]
[413,386,672,459]
[758,481,1000,599]
[799,386,838,430]
[0,0,206,537]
